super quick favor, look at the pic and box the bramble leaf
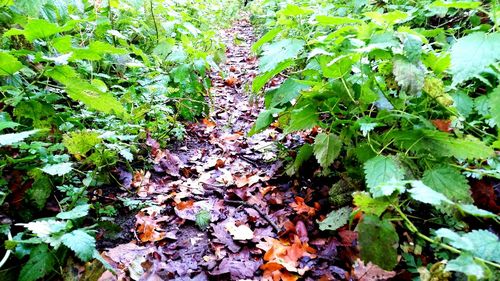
[358,215,399,270]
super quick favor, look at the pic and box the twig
[224,199,280,232]
[0,230,12,269]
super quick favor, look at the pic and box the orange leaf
[202,118,216,127]
[176,200,194,210]
[432,119,452,132]
[289,197,316,217]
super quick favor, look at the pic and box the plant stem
[150,0,159,44]
[392,204,500,269]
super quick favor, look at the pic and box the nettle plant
[0,0,239,279]
[250,0,500,279]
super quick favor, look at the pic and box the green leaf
[41,162,73,176]
[63,131,102,155]
[27,171,52,210]
[458,204,498,218]
[286,144,313,176]
[489,86,500,128]
[315,15,363,26]
[0,52,23,76]
[364,156,405,197]
[18,220,69,238]
[450,32,500,85]
[422,166,472,203]
[436,228,500,263]
[445,254,484,279]
[45,66,127,117]
[0,130,40,146]
[18,244,56,281]
[451,91,473,118]
[61,229,96,262]
[248,108,282,136]
[19,19,62,41]
[358,215,399,270]
[364,11,410,26]
[313,133,342,169]
[56,204,90,220]
[318,206,352,231]
[431,0,482,9]
[252,27,282,53]
[392,130,494,159]
[269,78,310,107]
[353,192,391,216]
[252,60,294,93]
[285,105,317,133]
[408,181,453,206]
[259,39,304,73]
[392,56,425,95]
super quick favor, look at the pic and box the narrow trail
[99,15,349,281]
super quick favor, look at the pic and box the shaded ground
[95,15,371,281]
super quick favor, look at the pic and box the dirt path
[98,16,351,281]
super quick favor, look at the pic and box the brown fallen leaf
[353,259,396,281]
[289,197,316,217]
[135,211,168,242]
[225,221,254,240]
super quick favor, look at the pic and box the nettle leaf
[458,204,498,218]
[490,86,500,128]
[446,254,484,280]
[392,130,494,159]
[56,204,90,220]
[313,133,342,169]
[364,156,405,197]
[63,130,102,155]
[252,27,282,53]
[0,129,40,146]
[269,78,310,107]
[18,244,56,281]
[18,220,69,238]
[252,60,294,93]
[422,166,472,203]
[286,144,313,176]
[451,91,473,118]
[353,192,391,216]
[285,104,317,133]
[358,215,399,270]
[41,162,73,176]
[27,170,52,210]
[12,19,63,42]
[436,228,500,263]
[318,206,352,231]
[0,52,23,76]
[248,108,282,136]
[408,181,453,206]
[392,56,425,95]
[259,39,304,73]
[61,229,96,261]
[450,32,500,85]
[364,10,410,26]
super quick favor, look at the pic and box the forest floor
[95,15,379,281]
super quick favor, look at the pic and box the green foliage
[18,244,56,281]
[358,215,399,270]
[313,133,341,169]
[249,0,500,275]
[0,0,241,274]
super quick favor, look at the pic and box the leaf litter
[96,15,384,281]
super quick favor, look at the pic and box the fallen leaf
[432,119,452,132]
[135,212,168,242]
[353,259,396,281]
[289,197,316,217]
[225,221,254,240]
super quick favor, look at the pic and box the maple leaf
[289,197,316,217]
